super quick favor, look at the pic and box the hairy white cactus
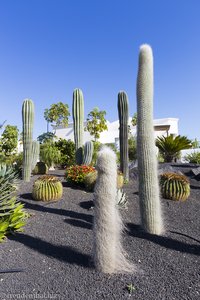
[137,44,164,235]
[93,146,134,273]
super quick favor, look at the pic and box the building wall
[54,117,179,146]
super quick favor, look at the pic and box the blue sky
[0,0,200,140]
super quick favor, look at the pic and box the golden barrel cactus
[32,175,63,201]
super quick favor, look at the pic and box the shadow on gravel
[19,200,93,223]
[64,218,92,230]
[79,200,94,210]
[190,185,200,190]
[170,231,200,244]
[9,233,93,268]
[127,223,200,256]
[20,193,33,200]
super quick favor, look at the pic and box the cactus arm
[72,88,84,165]
[82,141,94,165]
[136,44,163,235]
[22,99,34,182]
[118,91,129,182]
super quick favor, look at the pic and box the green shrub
[160,172,190,201]
[40,141,61,168]
[32,175,63,201]
[55,138,75,168]
[184,152,200,164]
[65,165,95,186]
[84,170,98,191]
[128,137,137,161]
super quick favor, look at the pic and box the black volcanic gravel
[0,164,199,300]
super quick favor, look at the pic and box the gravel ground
[0,164,199,300]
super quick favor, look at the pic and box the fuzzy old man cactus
[118,91,129,182]
[136,44,163,235]
[22,99,34,182]
[93,146,133,273]
[72,88,84,165]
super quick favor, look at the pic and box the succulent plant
[160,172,190,201]
[32,162,48,175]
[136,44,163,235]
[72,88,84,165]
[118,91,129,182]
[32,175,63,201]
[22,99,34,182]
[84,170,98,191]
[82,141,93,165]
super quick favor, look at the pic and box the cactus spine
[118,91,129,182]
[72,88,84,165]
[22,99,34,182]
[136,44,163,235]
[31,140,40,171]
[93,146,133,273]
[82,141,93,165]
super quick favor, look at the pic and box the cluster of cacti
[32,175,63,201]
[160,172,190,201]
[32,161,48,175]
[22,99,34,182]
[72,88,84,165]
[118,91,129,182]
[82,141,94,165]
[93,146,133,273]
[31,140,40,171]
[136,44,163,235]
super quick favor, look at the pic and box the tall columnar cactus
[31,140,40,171]
[82,141,93,165]
[118,91,129,182]
[72,88,84,165]
[93,146,133,273]
[136,44,163,235]
[22,99,34,182]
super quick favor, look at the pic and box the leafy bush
[40,141,61,168]
[55,138,75,168]
[65,165,95,186]
[0,165,29,242]
[184,152,200,164]
[156,134,192,162]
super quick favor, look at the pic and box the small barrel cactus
[32,162,48,175]
[32,175,63,201]
[160,172,190,201]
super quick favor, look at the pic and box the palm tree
[156,134,192,162]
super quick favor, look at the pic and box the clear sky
[0,0,199,140]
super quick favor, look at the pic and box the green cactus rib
[32,175,63,201]
[22,99,34,182]
[72,88,84,165]
[82,141,94,165]
[31,141,40,171]
[160,173,190,201]
[136,44,163,235]
[118,91,129,182]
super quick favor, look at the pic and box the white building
[53,117,179,149]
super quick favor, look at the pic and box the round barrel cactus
[32,175,63,201]
[160,172,190,201]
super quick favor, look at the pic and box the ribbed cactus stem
[118,91,129,182]
[72,88,84,165]
[93,146,134,273]
[31,141,40,171]
[22,99,34,182]
[136,44,164,235]
[82,141,93,165]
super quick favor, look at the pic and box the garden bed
[0,165,199,300]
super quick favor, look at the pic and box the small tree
[37,132,56,144]
[55,138,75,167]
[1,125,19,156]
[85,107,108,141]
[44,102,70,132]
